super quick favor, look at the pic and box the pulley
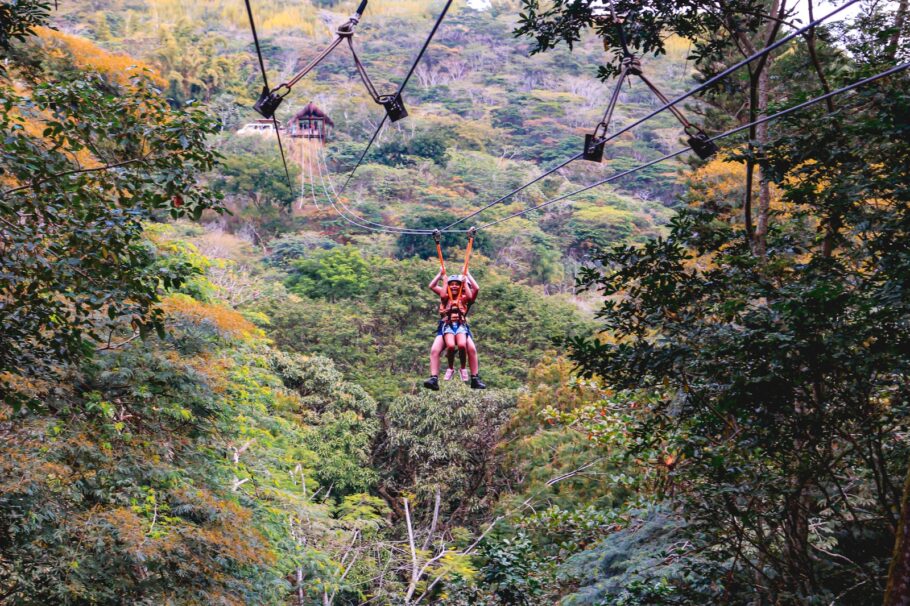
[252,0,408,124]
[254,85,287,120]
[583,131,607,163]
[381,93,408,122]
[686,126,719,159]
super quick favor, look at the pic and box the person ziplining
[424,229,486,391]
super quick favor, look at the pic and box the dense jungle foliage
[1,0,909,604]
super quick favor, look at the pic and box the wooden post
[885,463,910,605]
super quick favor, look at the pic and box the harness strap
[434,229,446,277]
[454,228,476,303]
[434,228,476,318]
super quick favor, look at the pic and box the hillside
[2,1,910,605]
[54,0,691,294]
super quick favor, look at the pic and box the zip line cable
[320,145,433,235]
[242,0,292,187]
[472,62,910,231]
[337,0,455,194]
[337,112,387,194]
[308,59,908,236]
[300,148,314,210]
[319,147,436,234]
[305,146,321,211]
[397,0,454,93]
[438,0,863,232]
[245,0,869,237]
[316,146,434,234]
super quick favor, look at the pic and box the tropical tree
[566,55,910,604]
[0,12,222,408]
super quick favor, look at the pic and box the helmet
[447,274,464,284]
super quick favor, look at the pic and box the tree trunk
[785,480,816,596]
[750,0,784,256]
[753,61,772,257]
[889,0,908,61]
[805,0,835,112]
[885,463,910,605]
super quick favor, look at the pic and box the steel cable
[318,145,434,233]
[242,0,293,187]
[315,145,435,235]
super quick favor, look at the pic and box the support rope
[242,0,292,186]
[337,0,455,194]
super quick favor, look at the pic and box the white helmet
[447,274,464,284]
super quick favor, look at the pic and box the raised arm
[429,269,446,296]
[464,272,479,303]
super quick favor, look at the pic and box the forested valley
[1,0,909,604]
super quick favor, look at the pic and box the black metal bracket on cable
[584,1,717,163]
[252,0,408,123]
[243,0,293,187]
[337,0,454,194]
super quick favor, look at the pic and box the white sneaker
[444,368,455,381]
[460,368,469,382]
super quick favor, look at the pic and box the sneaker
[470,375,487,390]
[460,368,469,382]
[423,376,440,391]
[444,368,455,381]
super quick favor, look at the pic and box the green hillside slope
[4,2,908,605]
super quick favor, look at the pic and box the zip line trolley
[583,0,718,163]
[254,0,408,123]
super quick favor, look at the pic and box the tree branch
[1,153,156,197]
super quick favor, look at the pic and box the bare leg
[444,333,457,357]
[467,336,479,375]
[429,335,445,376]
[455,333,468,369]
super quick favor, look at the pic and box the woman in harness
[424,230,486,391]
[425,272,484,389]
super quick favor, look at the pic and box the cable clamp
[622,55,642,75]
[433,229,441,243]
[684,126,719,160]
[337,19,357,37]
[380,93,408,122]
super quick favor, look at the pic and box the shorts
[435,321,472,338]
[443,322,469,336]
